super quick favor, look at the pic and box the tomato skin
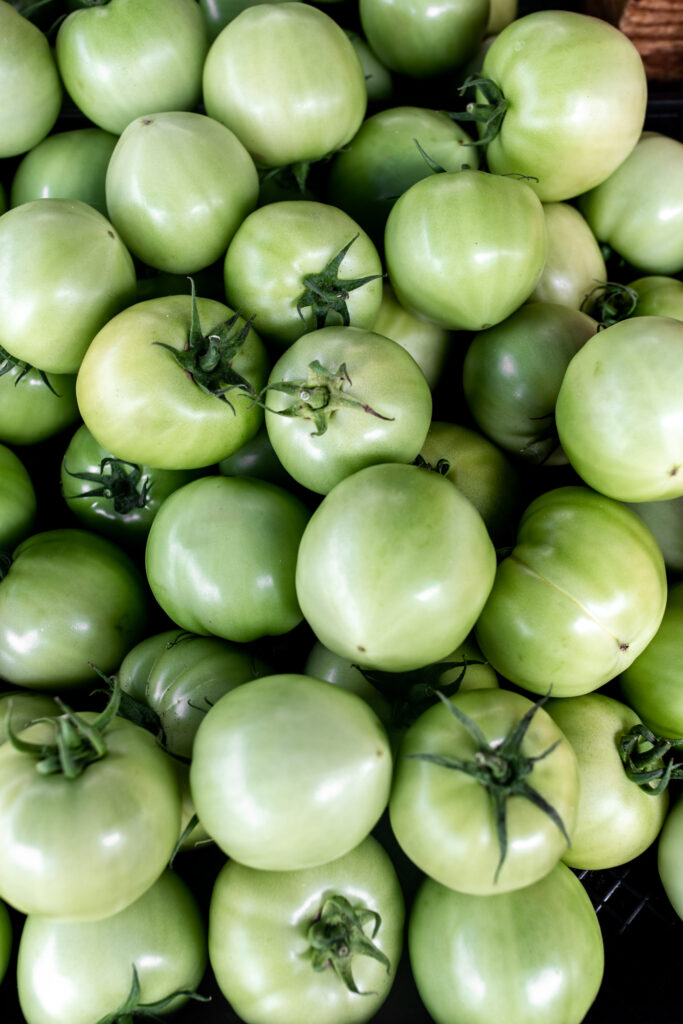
[0,529,150,691]
[389,688,579,895]
[384,169,547,331]
[659,793,683,920]
[145,475,310,644]
[475,486,668,698]
[0,364,79,447]
[0,199,137,376]
[631,496,683,574]
[17,869,207,1024]
[529,202,607,310]
[190,674,393,870]
[546,693,669,870]
[203,3,367,167]
[0,444,37,553]
[55,0,209,135]
[208,835,404,1024]
[480,10,647,202]
[555,315,683,502]
[0,692,57,746]
[371,284,450,390]
[0,713,181,920]
[409,861,604,1024]
[629,275,683,320]
[296,462,497,672]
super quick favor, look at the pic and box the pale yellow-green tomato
[529,202,606,310]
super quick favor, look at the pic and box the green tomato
[0,691,57,746]
[0,711,181,919]
[409,861,604,1024]
[475,486,668,697]
[555,315,683,502]
[0,199,136,375]
[203,3,367,168]
[0,1,62,158]
[345,29,393,104]
[217,423,293,489]
[296,462,497,672]
[371,284,451,390]
[476,9,647,201]
[105,111,259,275]
[629,275,683,320]
[630,495,683,573]
[0,357,79,447]
[462,301,597,464]
[659,793,683,920]
[578,132,683,274]
[208,835,404,1024]
[620,581,683,738]
[223,201,383,349]
[263,325,432,495]
[55,0,209,135]
[190,674,393,869]
[145,475,310,644]
[546,693,669,870]
[529,202,607,309]
[0,529,150,690]
[389,687,579,894]
[10,128,118,217]
[200,0,287,38]
[76,292,269,470]
[17,869,206,1024]
[0,444,36,553]
[384,169,547,331]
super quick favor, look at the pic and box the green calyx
[0,344,61,396]
[407,691,571,882]
[95,964,210,1024]
[580,280,638,328]
[259,359,394,436]
[307,893,390,995]
[619,723,683,795]
[5,675,122,779]
[296,235,383,330]
[154,278,257,410]
[63,458,151,515]
[453,75,509,147]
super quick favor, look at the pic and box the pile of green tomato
[0,0,682,1021]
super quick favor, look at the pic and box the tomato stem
[0,343,62,396]
[307,893,391,995]
[94,963,210,1024]
[618,723,683,794]
[451,75,509,147]
[63,457,151,514]
[295,235,384,330]
[580,280,638,328]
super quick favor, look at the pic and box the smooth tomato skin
[555,315,683,502]
[10,128,118,218]
[0,529,150,691]
[76,293,269,470]
[529,202,607,310]
[359,0,488,78]
[371,284,450,390]
[0,444,37,553]
[145,475,310,644]
[263,326,433,494]
[546,693,669,870]
[389,688,579,895]
[0,364,79,447]
[480,10,647,202]
[296,462,497,672]
[578,132,683,275]
[384,169,547,331]
[55,0,209,135]
[203,3,367,167]
[659,793,683,920]
[475,487,668,697]
[346,29,394,104]
[630,496,683,573]
[620,581,683,738]
[17,869,207,1024]
[629,275,683,319]
[0,1,62,159]
[208,835,404,1024]
[105,111,259,275]
[223,201,383,348]
[0,199,137,375]
[0,713,181,920]
[409,862,604,1024]
[190,674,393,870]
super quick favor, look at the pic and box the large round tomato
[472,9,647,201]
[208,835,404,1024]
[296,462,497,672]
[17,869,207,1024]
[202,3,367,167]
[190,673,393,869]
[76,291,269,470]
[474,486,668,697]
[555,315,683,502]
[0,528,150,690]
[0,444,36,554]
[145,475,310,643]
[105,111,259,275]
[384,169,547,331]
[409,861,604,1024]
[659,793,683,920]
[529,202,607,309]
